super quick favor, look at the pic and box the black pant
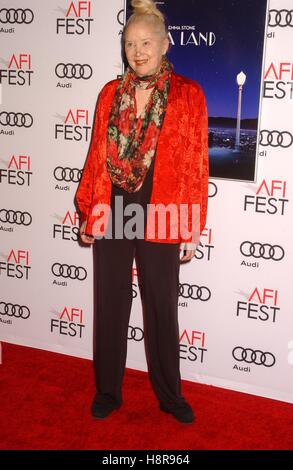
[92,160,187,409]
[93,235,187,408]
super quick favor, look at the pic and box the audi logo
[0,8,34,24]
[240,241,285,261]
[128,326,144,341]
[232,346,276,368]
[208,181,217,198]
[54,167,82,183]
[260,130,293,149]
[117,9,124,26]
[0,209,32,226]
[55,63,93,80]
[179,283,211,301]
[0,112,33,128]
[0,302,30,319]
[268,9,293,28]
[51,263,87,280]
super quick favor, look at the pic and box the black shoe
[91,400,121,419]
[159,402,195,424]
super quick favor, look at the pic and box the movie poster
[125,0,268,181]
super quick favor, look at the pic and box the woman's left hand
[180,248,196,262]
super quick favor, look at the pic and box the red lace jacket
[75,71,209,245]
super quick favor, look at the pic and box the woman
[75,0,208,424]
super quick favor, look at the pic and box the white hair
[124,0,168,40]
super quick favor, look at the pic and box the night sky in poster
[126,0,267,119]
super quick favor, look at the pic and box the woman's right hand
[79,220,95,244]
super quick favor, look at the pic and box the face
[124,21,169,77]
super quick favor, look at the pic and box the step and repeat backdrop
[0,0,292,404]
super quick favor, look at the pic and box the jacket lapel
[152,71,179,192]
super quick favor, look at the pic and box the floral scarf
[106,56,173,193]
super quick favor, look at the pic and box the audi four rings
[268,9,293,27]
[260,130,293,148]
[232,347,276,367]
[0,302,30,319]
[240,241,285,261]
[179,283,211,301]
[208,181,217,198]
[117,9,124,26]
[54,167,83,182]
[0,8,34,24]
[0,112,33,128]
[0,209,32,225]
[55,63,93,80]
[128,326,144,341]
[51,263,87,280]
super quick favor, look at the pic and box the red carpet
[0,341,292,450]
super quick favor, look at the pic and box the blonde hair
[124,0,168,40]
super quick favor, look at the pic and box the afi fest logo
[263,62,293,100]
[131,266,140,300]
[0,53,33,86]
[56,1,93,35]
[194,227,214,261]
[244,179,289,215]
[55,109,91,141]
[50,306,85,338]
[52,210,80,241]
[131,266,152,300]
[179,329,207,363]
[0,155,32,186]
[236,287,280,323]
[0,249,31,280]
